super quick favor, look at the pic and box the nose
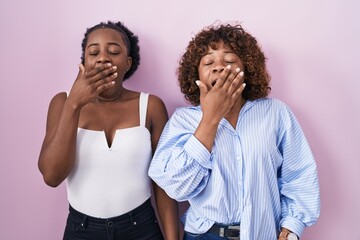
[96,52,111,65]
[212,63,225,73]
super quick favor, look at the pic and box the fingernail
[242,83,246,87]
[195,80,200,86]
[226,65,231,69]
[240,71,244,76]
[112,66,117,70]
[236,68,241,73]
[107,63,112,67]
[113,72,118,77]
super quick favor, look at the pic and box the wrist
[279,230,298,240]
[64,98,83,111]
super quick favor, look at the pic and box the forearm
[153,184,180,240]
[194,115,220,152]
[38,101,81,187]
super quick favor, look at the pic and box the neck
[97,88,124,103]
[227,97,246,116]
[225,97,246,128]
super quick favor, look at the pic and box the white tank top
[66,92,152,218]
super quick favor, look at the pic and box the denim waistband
[69,198,152,225]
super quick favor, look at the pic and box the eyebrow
[87,42,121,48]
[203,50,237,56]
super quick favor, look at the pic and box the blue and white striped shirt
[149,98,320,240]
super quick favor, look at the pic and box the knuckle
[99,71,106,78]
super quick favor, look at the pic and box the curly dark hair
[177,23,271,105]
[81,21,140,81]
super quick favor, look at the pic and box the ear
[126,57,132,71]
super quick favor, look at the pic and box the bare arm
[148,95,180,240]
[38,64,117,187]
[38,92,81,187]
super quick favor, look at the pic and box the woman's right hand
[67,63,118,108]
[196,65,246,123]
[193,66,246,152]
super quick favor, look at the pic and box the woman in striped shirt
[149,23,320,240]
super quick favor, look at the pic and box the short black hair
[81,21,140,81]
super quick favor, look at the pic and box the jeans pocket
[135,215,159,229]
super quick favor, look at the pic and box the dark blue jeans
[183,231,228,240]
[63,198,163,240]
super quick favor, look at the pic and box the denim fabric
[63,198,163,240]
[183,231,228,240]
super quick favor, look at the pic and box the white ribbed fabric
[149,98,320,240]
[67,92,152,218]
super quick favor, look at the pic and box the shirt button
[243,230,247,234]
[236,156,241,161]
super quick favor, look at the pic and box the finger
[196,80,209,96]
[79,64,86,75]
[75,64,86,81]
[223,67,241,89]
[231,83,246,99]
[214,65,232,88]
[95,81,116,94]
[93,71,118,89]
[86,63,112,78]
[94,65,117,82]
[87,65,117,84]
[227,69,244,94]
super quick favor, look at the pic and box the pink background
[1,0,359,239]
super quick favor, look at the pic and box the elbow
[43,177,62,188]
[40,170,64,188]
[38,159,65,188]
[42,174,63,188]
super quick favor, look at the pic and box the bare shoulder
[48,92,67,112]
[41,92,68,139]
[46,92,68,125]
[146,94,168,129]
[146,94,168,145]
[148,94,166,105]
[148,94,167,115]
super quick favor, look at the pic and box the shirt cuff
[184,135,213,169]
[280,216,306,237]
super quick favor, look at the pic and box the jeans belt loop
[219,227,225,237]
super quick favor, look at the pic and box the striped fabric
[148,98,320,240]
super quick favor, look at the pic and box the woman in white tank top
[38,21,179,240]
